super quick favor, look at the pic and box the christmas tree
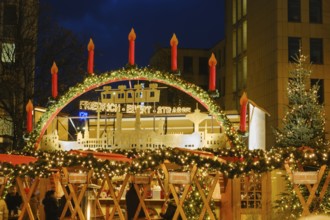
[272,53,330,218]
[274,53,327,149]
[183,170,216,219]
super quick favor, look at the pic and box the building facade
[224,0,330,148]
[221,1,329,219]
[0,0,38,149]
[150,41,227,108]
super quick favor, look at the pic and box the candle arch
[25,67,246,151]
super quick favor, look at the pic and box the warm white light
[248,103,266,150]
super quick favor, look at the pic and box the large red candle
[87,39,95,74]
[51,62,58,99]
[170,34,178,71]
[240,92,248,132]
[26,100,33,133]
[208,53,217,91]
[128,28,136,65]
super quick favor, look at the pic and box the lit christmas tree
[274,53,327,149]
[273,53,330,219]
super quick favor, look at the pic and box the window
[311,79,324,104]
[243,20,247,51]
[237,57,247,90]
[288,37,301,62]
[310,38,323,64]
[221,76,226,96]
[1,43,15,63]
[222,47,226,66]
[4,5,17,25]
[216,51,221,68]
[198,57,208,75]
[183,56,193,74]
[233,30,237,58]
[233,0,247,22]
[288,0,301,22]
[309,0,322,23]
[200,85,208,91]
[240,174,262,209]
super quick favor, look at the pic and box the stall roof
[0,154,38,165]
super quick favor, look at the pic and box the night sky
[47,0,225,72]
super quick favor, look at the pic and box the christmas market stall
[2,35,329,220]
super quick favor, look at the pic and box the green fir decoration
[183,170,216,220]
[273,53,330,218]
[274,53,328,149]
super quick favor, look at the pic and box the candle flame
[128,28,136,41]
[208,53,217,66]
[51,62,58,74]
[170,34,178,46]
[88,38,94,51]
[26,99,33,112]
[240,92,248,105]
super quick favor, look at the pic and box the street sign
[169,172,191,184]
[293,171,318,184]
[69,173,87,184]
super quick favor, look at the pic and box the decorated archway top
[26,67,245,151]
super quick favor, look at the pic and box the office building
[225,0,330,148]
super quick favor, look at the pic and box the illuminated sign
[134,174,151,184]
[293,171,318,184]
[68,173,87,184]
[169,172,191,184]
[79,111,88,120]
[101,83,160,104]
[79,101,191,114]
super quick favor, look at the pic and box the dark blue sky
[47,0,225,72]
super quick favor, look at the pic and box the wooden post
[133,172,155,220]
[194,172,219,220]
[60,167,92,220]
[161,164,198,220]
[106,173,129,220]
[0,177,8,197]
[16,176,39,220]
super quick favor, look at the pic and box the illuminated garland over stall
[4,144,329,181]
[0,67,327,180]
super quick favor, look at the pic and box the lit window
[243,0,247,16]
[240,174,262,209]
[243,21,247,51]
[1,43,15,63]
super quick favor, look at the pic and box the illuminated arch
[26,67,245,150]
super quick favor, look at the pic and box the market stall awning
[0,154,38,165]
[69,150,132,163]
